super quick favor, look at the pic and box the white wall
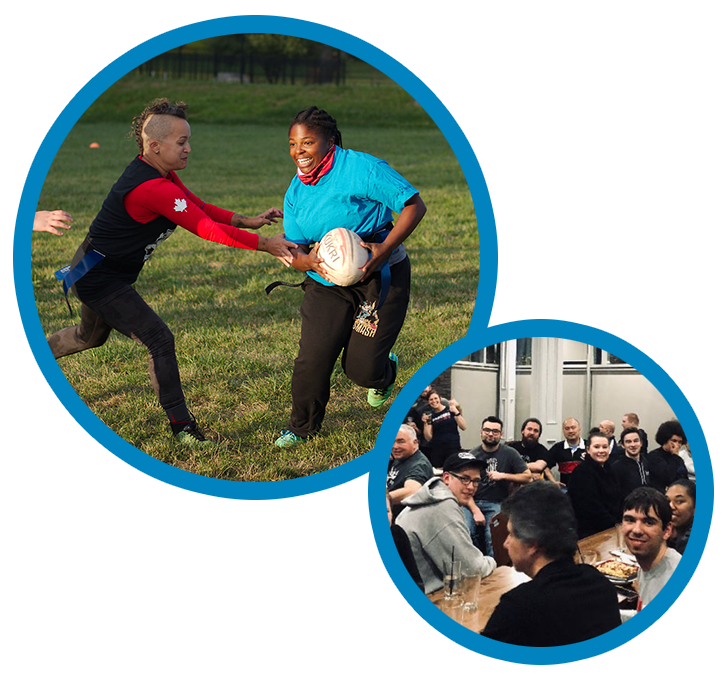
[451,344,676,451]
[591,371,675,446]
[451,364,498,449]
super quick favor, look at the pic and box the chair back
[489,512,512,567]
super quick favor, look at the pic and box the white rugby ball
[316,227,369,286]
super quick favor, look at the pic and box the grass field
[31,79,479,481]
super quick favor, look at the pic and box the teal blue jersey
[283,147,418,285]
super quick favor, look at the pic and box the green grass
[31,82,478,481]
[80,74,435,128]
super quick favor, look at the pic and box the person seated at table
[621,487,681,610]
[567,431,622,538]
[387,424,433,521]
[481,481,621,647]
[648,420,689,491]
[508,417,558,485]
[396,451,496,594]
[387,493,425,592]
[666,479,696,555]
[611,427,653,504]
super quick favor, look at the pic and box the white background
[2,2,724,692]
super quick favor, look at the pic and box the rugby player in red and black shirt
[47,98,296,446]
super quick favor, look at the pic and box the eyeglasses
[482,428,502,434]
[449,472,482,487]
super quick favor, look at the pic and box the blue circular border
[14,16,496,500]
[368,319,713,664]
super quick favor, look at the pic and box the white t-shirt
[638,547,682,609]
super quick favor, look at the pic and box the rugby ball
[316,228,369,286]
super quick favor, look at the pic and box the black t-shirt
[470,444,527,503]
[508,440,550,466]
[387,450,434,492]
[408,397,448,442]
[428,407,460,447]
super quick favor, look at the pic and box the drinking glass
[443,560,462,599]
[461,572,482,612]
[441,596,465,624]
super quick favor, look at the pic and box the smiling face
[427,392,442,410]
[288,123,334,174]
[666,484,695,530]
[622,505,671,566]
[391,427,418,460]
[622,431,642,459]
[587,434,610,465]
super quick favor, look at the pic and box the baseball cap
[442,450,480,473]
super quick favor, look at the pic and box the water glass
[441,596,465,624]
[442,559,462,599]
[461,572,481,612]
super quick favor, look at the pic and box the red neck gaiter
[297,146,336,186]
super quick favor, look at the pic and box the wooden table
[577,526,621,562]
[429,526,630,634]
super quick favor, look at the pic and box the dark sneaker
[368,352,398,407]
[173,418,213,447]
[275,430,307,448]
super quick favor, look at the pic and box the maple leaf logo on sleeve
[174,198,188,213]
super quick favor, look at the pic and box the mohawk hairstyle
[130,98,189,154]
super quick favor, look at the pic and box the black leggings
[287,257,410,437]
[47,284,189,423]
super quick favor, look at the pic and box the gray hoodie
[397,477,497,594]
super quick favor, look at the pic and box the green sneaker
[368,352,398,407]
[275,430,307,448]
[173,418,213,447]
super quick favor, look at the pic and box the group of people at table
[386,387,696,647]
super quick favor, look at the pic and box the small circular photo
[374,325,712,663]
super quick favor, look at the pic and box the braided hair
[130,98,189,154]
[289,106,343,147]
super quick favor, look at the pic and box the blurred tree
[167,35,343,84]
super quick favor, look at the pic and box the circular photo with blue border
[369,319,713,663]
[15,16,496,499]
